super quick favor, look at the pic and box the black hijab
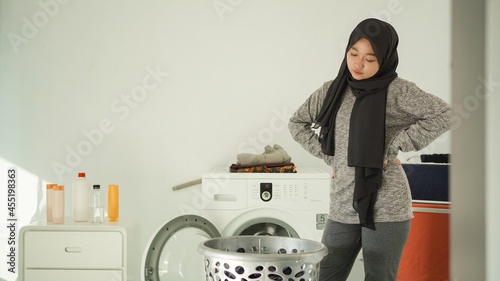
[314,19,399,229]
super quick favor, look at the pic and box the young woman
[288,18,451,280]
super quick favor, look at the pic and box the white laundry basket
[198,236,328,281]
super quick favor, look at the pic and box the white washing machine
[201,167,330,241]
[141,167,331,281]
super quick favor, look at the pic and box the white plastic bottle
[72,173,90,222]
[90,185,104,224]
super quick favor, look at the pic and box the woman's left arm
[387,81,452,159]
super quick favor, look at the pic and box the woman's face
[346,38,380,80]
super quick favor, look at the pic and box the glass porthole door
[143,215,220,281]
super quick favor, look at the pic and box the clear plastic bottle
[53,185,65,224]
[90,185,104,224]
[72,172,90,222]
[108,185,119,222]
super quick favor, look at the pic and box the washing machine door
[143,215,220,281]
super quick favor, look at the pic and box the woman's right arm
[288,82,334,166]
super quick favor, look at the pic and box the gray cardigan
[289,77,451,223]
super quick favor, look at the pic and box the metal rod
[412,207,451,214]
[172,179,202,191]
[412,199,451,205]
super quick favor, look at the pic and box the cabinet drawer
[25,269,123,281]
[24,231,123,269]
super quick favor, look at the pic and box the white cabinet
[19,220,127,281]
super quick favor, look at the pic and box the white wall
[0,1,451,280]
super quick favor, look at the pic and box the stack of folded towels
[230,144,296,173]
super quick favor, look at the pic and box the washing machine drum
[143,215,220,281]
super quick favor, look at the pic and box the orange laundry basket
[397,203,450,281]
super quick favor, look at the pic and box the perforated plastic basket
[198,236,328,281]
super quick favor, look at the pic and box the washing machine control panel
[260,183,273,202]
[247,179,329,210]
[202,168,330,211]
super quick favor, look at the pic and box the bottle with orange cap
[73,172,90,222]
[46,184,56,222]
[53,185,65,224]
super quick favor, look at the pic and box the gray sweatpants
[320,219,411,281]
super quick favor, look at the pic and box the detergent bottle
[73,173,90,222]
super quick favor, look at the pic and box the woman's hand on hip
[384,158,402,168]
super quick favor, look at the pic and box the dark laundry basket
[198,236,328,281]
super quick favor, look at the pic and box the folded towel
[236,144,292,165]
